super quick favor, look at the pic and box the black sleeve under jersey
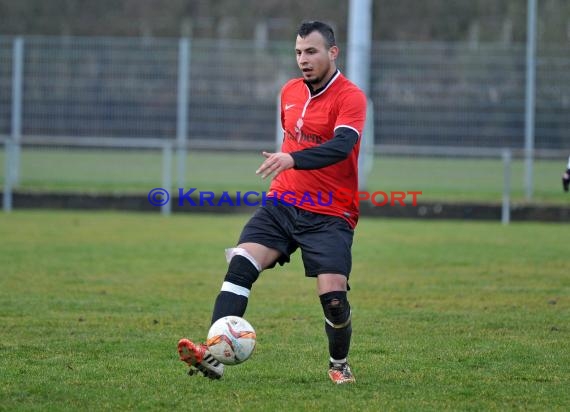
[290,127,359,170]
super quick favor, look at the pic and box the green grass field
[1,148,569,204]
[1,211,569,411]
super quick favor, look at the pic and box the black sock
[325,322,352,361]
[211,291,248,325]
[320,291,352,361]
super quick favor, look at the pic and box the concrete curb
[3,191,569,222]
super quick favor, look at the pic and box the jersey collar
[304,69,340,97]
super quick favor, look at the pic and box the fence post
[3,139,13,213]
[524,0,537,201]
[502,149,511,225]
[275,93,281,152]
[11,37,24,186]
[347,0,372,96]
[162,142,173,216]
[176,37,190,190]
[358,99,374,191]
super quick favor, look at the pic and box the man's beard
[306,75,323,85]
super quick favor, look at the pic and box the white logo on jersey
[285,104,295,110]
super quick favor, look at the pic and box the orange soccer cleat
[177,338,224,380]
[328,361,356,384]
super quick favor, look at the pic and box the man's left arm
[256,127,358,178]
[290,127,359,170]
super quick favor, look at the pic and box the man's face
[295,31,338,90]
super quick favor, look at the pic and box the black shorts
[238,200,354,278]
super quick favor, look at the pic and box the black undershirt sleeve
[290,127,359,170]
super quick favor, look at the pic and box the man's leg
[178,243,280,379]
[178,201,292,379]
[296,211,355,384]
[211,244,280,323]
[318,274,355,384]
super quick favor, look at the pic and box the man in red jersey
[178,21,366,384]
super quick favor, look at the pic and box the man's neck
[306,69,338,95]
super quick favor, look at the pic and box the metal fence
[373,42,570,149]
[0,36,295,145]
[1,35,569,217]
[1,35,569,148]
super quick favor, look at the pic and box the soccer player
[178,20,367,384]
[562,156,570,192]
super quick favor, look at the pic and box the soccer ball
[206,316,256,365]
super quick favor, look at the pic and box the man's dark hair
[297,21,336,48]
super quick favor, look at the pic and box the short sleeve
[334,88,367,137]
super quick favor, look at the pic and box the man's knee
[320,291,351,328]
[231,243,280,271]
[317,273,348,295]
[220,250,261,297]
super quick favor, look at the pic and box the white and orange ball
[206,316,256,365]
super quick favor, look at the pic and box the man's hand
[256,151,295,179]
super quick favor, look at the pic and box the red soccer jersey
[269,71,367,228]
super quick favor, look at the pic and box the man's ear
[329,45,339,61]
